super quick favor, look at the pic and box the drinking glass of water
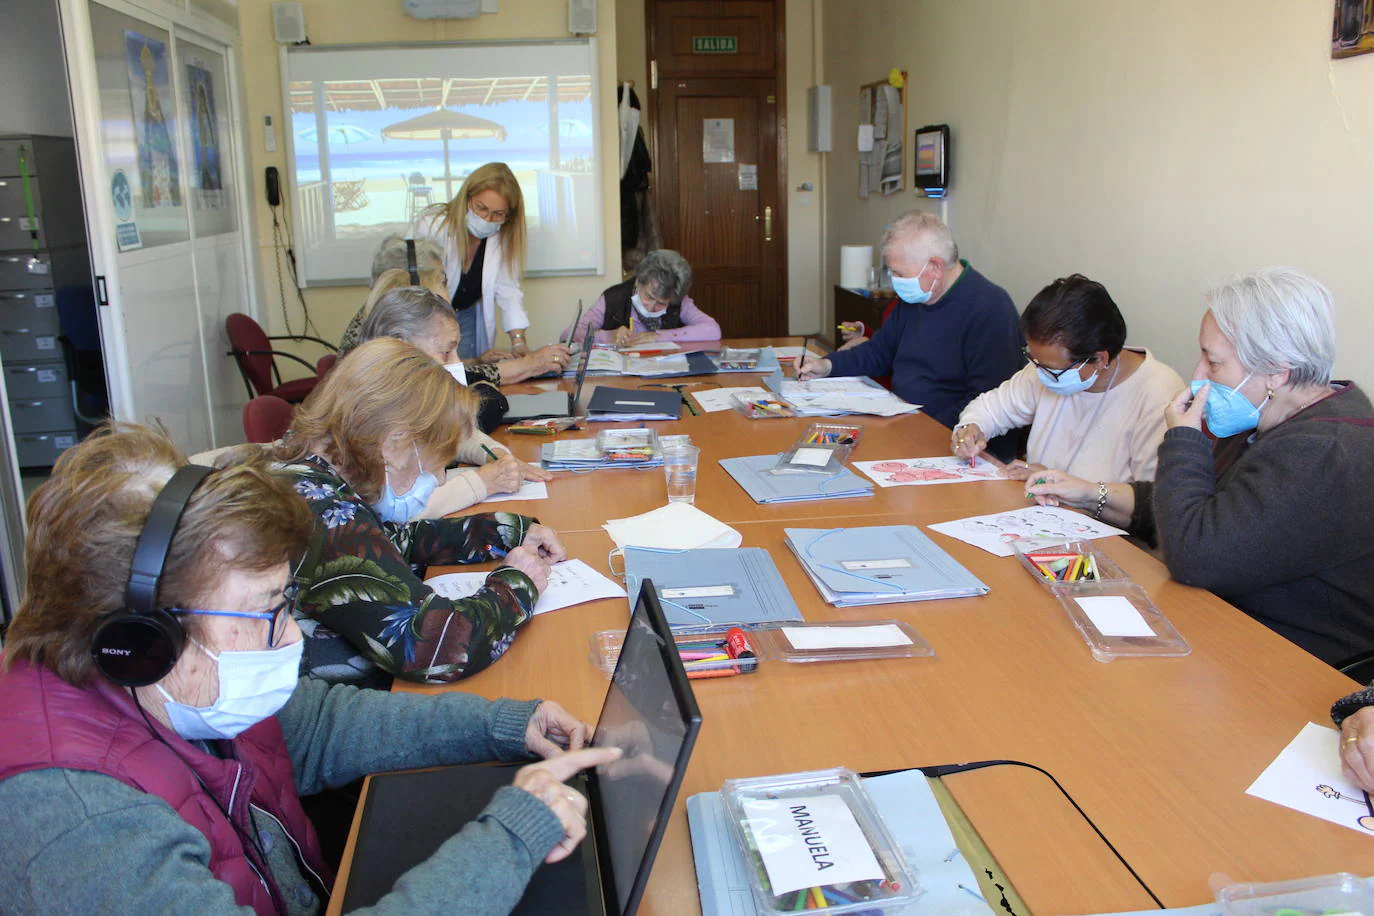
[662,446,701,504]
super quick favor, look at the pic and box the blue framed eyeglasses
[1023,346,1091,382]
[171,581,301,649]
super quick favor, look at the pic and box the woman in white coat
[413,162,531,360]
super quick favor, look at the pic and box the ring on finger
[1347,735,1360,746]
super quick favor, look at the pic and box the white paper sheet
[741,794,884,896]
[790,447,833,467]
[857,123,875,152]
[927,506,1127,557]
[1074,596,1154,637]
[604,502,742,550]
[787,394,920,417]
[770,346,810,360]
[781,625,913,650]
[780,377,888,397]
[853,456,1000,487]
[1246,722,1374,836]
[692,386,771,413]
[481,480,550,503]
[425,559,624,616]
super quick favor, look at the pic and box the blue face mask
[465,208,502,240]
[372,443,439,524]
[891,260,933,304]
[156,638,302,741]
[1191,373,1270,437]
[1037,361,1097,396]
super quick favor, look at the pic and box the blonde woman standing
[413,162,530,360]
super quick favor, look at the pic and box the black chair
[1337,649,1374,686]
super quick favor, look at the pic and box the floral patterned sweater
[282,454,539,688]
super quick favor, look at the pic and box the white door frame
[56,0,258,449]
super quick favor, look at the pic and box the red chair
[316,353,338,377]
[226,313,337,403]
[242,395,295,444]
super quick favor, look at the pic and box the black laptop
[503,324,596,422]
[341,581,702,915]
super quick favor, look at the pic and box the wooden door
[649,1,786,337]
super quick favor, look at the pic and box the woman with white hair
[567,249,721,346]
[1028,267,1374,665]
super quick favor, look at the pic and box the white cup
[662,446,701,504]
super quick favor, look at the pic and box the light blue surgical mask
[1191,374,1270,437]
[1037,361,1097,396]
[155,638,302,741]
[891,260,933,304]
[465,208,502,239]
[372,443,439,524]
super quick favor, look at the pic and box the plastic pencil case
[1053,582,1191,662]
[589,627,762,678]
[595,428,660,462]
[749,620,933,663]
[800,422,864,447]
[720,767,920,916]
[732,393,796,418]
[1011,537,1130,594]
[1216,872,1374,914]
[769,442,852,475]
[717,347,762,370]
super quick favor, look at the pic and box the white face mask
[631,293,666,319]
[155,638,302,741]
[444,361,468,386]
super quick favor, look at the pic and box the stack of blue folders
[719,454,874,504]
[785,525,989,606]
[622,546,803,629]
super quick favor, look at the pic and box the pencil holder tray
[595,428,660,463]
[1011,538,1130,595]
[732,393,796,418]
[1053,582,1191,662]
[769,442,852,476]
[589,627,762,679]
[720,767,920,915]
[801,423,864,447]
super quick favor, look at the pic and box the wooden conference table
[329,339,1371,915]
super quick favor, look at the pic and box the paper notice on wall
[703,118,735,163]
[738,163,758,190]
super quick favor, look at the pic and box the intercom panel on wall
[913,123,950,197]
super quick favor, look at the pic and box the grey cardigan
[0,677,563,914]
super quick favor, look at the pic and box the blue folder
[622,546,803,629]
[718,454,874,504]
[785,525,989,606]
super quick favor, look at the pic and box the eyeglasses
[171,580,301,649]
[635,287,672,310]
[1023,346,1091,383]
[469,200,510,223]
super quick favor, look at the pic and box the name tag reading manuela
[741,794,884,896]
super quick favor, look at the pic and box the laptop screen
[570,323,596,408]
[590,581,702,916]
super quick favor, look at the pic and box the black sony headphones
[405,237,420,286]
[90,464,214,687]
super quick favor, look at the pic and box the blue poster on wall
[124,29,182,209]
[186,63,223,193]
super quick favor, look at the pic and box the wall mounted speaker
[569,0,596,34]
[272,2,307,43]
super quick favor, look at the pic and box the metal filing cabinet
[0,135,102,469]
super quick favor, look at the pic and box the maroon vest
[0,657,333,914]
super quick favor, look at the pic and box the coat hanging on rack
[618,82,661,271]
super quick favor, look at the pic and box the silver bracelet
[1093,482,1109,519]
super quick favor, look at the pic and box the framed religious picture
[1333,0,1374,58]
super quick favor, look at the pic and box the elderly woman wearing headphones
[0,423,616,913]
[413,162,538,361]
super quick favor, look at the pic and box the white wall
[822,0,1374,388]
[0,0,74,136]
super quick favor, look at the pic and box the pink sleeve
[568,296,618,345]
[656,296,721,342]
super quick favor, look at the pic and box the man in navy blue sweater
[801,211,1024,439]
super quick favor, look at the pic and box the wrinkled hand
[518,458,553,482]
[797,354,832,380]
[1166,383,1208,431]
[1000,460,1047,481]
[529,343,572,375]
[951,423,987,460]
[477,347,514,363]
[502,545,551,590]
[837,321,864,342]
[1341,707,1374,793]
[523,523,568,563]
[612,325,632,346]
[596,719,675,784]
[513,747,622,863]
[525,700,591,758]
[1023,469,1095,509]
[477,454,522,494]
[623,331,661,347]
[836,335,869,351]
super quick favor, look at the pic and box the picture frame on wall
[1333,0,1374,58]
